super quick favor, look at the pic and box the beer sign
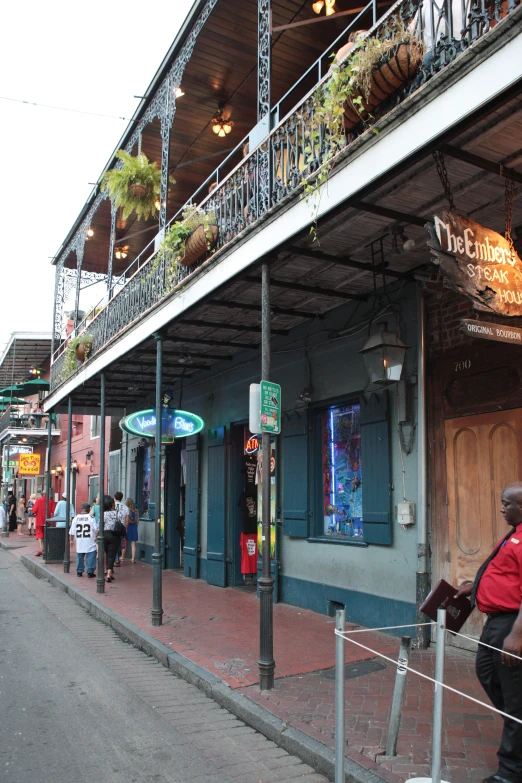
[428,211,522,316]
[19,453,41,475]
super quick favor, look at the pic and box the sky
[0,0,196,355]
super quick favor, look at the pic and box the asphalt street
[0,548,329,783]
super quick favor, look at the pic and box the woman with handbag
[102,495,126,583]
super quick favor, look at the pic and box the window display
[322,404,363,538]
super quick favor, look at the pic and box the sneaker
[87,573,95,578]
[77,572,83,577]
[35,551,42,556]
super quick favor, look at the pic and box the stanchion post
[335,608,346,783]
[431,608,446,783]
[386,635,411,756]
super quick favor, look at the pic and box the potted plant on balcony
[157,205,218,278]
[302,18,423,201]
[102,150,174,221]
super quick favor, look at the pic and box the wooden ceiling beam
[166,335,258,350]
[209,298,320,320]
[286,246,412,281]
[441,144,522,184]
[350,200,429,227]
[180,319,289,336]
[245,274,365,301]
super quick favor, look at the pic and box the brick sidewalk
[5,534,500,783]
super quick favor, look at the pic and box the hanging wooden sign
[427,211,522,316]
[460,319,522,345]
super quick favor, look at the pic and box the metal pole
[45,412,52,521]
[96,374,106,594]
[416,287,429,650]
[2,439,10,538]
[258,261,275,690]
[431,608,447,783]
[386,635,412,756]
[335,608,346,783]
[151,332,164,627]
[63,397,72,573]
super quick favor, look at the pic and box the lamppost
[63,397,72,574]
[2,439,11,538]
[151,332,164,627]
[71,459,79,518]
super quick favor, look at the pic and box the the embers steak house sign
[428,211,522,316]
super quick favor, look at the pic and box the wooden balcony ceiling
[68,82,522,408]
[75,0,387,275]
[0,337,51,388]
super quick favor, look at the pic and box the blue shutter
[283,411,309,537]
[206,427,226,587]
[184,435,200,578]
[361,390,392,545]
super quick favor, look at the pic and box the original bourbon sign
[426,211,522,316]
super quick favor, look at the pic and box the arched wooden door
[445,409,522,639]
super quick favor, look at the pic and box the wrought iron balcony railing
[50,0,516,392]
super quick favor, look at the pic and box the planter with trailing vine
[343,38,424,127]
[156,206,218,279]
[181,224,219,267]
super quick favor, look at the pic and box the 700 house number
[454,359,472,372]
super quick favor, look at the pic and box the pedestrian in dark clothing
[102,495,124,583]
[7,492,16,532]
[455,482,522,783]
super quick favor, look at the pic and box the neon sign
[119,409,204,442]
[245,435,259,454]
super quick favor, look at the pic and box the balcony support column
[151,332,164,627]
[73,239,85,331]
[159,84,176,232]
[63,396,72,573]
[258,261,275,690]
[2,439,11,538]
[96,373,106,594]
[257,0,272,214]
[107,201,117,300]
[45,412,52,521]
[52,261,66,360]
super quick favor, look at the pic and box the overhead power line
[0,95,131,121]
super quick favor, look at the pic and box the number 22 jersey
[70,514,98,553]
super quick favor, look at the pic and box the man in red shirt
[33,492,56,556]
[456,483,522,783]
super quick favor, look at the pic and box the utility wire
[0,95,131,121]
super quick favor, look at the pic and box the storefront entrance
[445,409,522,639]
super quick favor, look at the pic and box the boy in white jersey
[70,502,98,578]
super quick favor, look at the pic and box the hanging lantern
[359,322,407,385]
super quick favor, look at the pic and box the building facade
[42,0,522,636]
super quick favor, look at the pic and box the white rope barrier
[335,628,522,726]
[450,629,522,661]
[343,622,434,634]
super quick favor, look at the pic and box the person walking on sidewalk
[0,502,5,532]
[54,492,74,527]
[33,492,56,556]
[16,496,26,536]
[26,493,36,535]
[7,492,17,532]
[125,498,138,563]
[455,482,522,783]
[70,502,98,578]
[113,492,129,566]
[102,495,125,583]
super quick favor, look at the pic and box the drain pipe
[416,286,429,649]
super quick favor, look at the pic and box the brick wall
[426,284,522,355]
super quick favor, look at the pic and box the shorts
[17,517,26,525]
[27,516,35,530]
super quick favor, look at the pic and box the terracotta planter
[75,342,92,362]
[343,40,423,128]
[180,224,219,267]
[129,183,148,199]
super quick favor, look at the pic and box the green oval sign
[119,408,204,442]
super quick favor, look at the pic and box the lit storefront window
[322,404,363,538]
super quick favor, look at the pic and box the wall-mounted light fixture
[55,464,63,476]
[85,449,93,461]
[86,227,94,238]
[71,459,79,474]
[174,86,185,98]
[359,322,407,385]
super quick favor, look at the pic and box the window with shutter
[184,435,200,578]
[360,390,392,545]
[282,412,309,537]
[207,427,226,587]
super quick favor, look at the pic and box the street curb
[19,554,386,783]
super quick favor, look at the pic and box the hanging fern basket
[344,40,423,127]
[75,342,91,362]
[180,224,219,267]
[129,183,148,199]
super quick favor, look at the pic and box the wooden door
[445,409,522,641]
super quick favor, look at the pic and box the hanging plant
[302,18,423,207]
[101,150,174,221]
[61,333,93,382]
[155,205,218,289]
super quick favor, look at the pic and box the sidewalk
[3,534,499,783]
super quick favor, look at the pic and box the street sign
[461,319,522,345]
[260,380,281,434]
[4,470,12,482]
